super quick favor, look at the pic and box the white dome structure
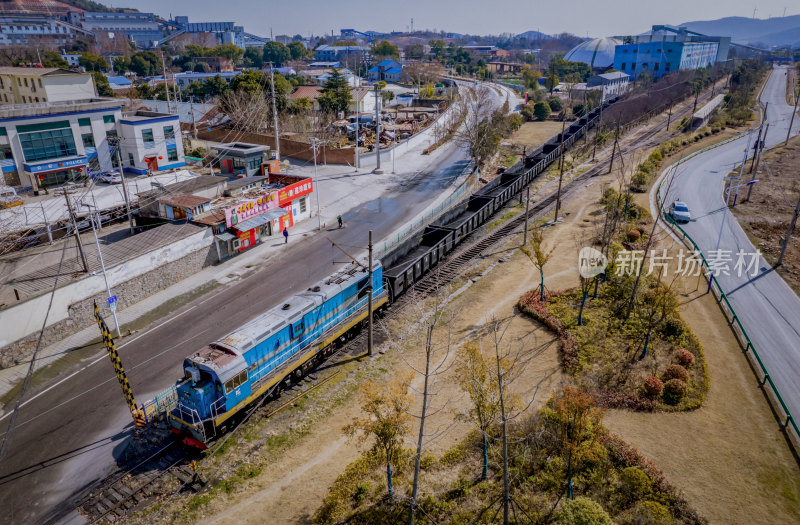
[564,37,622,69]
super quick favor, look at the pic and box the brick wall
[197,129,357,165]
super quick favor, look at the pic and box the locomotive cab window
[224,370,248,393]
[356,276,370,299]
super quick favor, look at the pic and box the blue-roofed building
[106,75,133,91]
[368,59,403,82]
[314,45,370,61]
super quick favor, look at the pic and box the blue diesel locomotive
[169,260,386,442]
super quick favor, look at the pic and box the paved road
[0,85,510,524]
[662,65,800,432]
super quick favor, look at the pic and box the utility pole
[522,185,530,246]
[553,117,566,223]
[310,138,323,230]
[110,137,134,235]
[62,190,89,273]
[747,123,769,202]
[83,204,121,336]
[368,229,374,357]
[666,101,673,132]
[373,83,383,174]
[189,98,198,138]
[269,62,281,160]
[749,123,764,174]
[354,86,360,171]
[692,84,699,117]
[160,51,170,110]
[786,78,798,147]
[608,122,620,174]
[779,194,800,266]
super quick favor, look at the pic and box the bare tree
[392,285,457,525]
[219,89,272,134]
[454,84,501,170]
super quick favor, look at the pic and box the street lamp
[82,203,121,336]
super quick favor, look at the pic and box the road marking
[0,304,200,423]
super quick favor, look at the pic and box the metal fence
[141,384,178,423]
[656,134,799,440]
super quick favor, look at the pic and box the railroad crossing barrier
[656,136,800,441]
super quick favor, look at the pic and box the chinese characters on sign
[277,179,313,207]
[225,192,278,227]
[613,249,762,278]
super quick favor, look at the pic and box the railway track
[75,85,707,523]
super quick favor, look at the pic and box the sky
[118,0,798,38]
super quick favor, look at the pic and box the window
[128,153,135,166]
[299,196,307,213]
[78,118,91,127]
[247,157,261,172]
[19,128,78,162]
[163,125,175,139]
[81,133,94,147]
[223,370,248,394]
[141,128,154,148]
[23,78,28,87]
[0,127,6,136]
[631,63,636,70]
[103,115,115,124]
[232,157,246,171]
[654,63,660,71]
[621,62,627,70]
[167,149,178,162]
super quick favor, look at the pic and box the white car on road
[669,201,691,223]
[98,171,122,184]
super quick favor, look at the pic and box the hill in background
[678,15,800,48]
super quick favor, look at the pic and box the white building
[0,67,96,105]
[117,110,185,176]
[586,71,630,101]
[1,101,185,191]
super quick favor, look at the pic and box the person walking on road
[283,228,289,244]
[337,214,343,228]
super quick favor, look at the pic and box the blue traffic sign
[107,295,118,305]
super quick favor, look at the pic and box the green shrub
[662,378,688,405]
[556,496,614,524]
[353,481,371,503]
[621,500,675,525]
[534,101,552,121]
[631,171,649,188]
[662,364,690,383]
[547,96,563,112]
[521,104,535,121]
[618,467,652,505]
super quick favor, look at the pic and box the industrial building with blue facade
[612,26,730,80]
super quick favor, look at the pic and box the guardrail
[376,162,477,258]
[656,132,799,440]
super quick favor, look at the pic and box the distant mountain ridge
[677,15,800,48]
[515,30,551,40]
[1,0,134,15]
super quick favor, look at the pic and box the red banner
[277,178,313,207]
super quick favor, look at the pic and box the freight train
[168,95,617,443]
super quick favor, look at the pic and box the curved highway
[661,65,800,433]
